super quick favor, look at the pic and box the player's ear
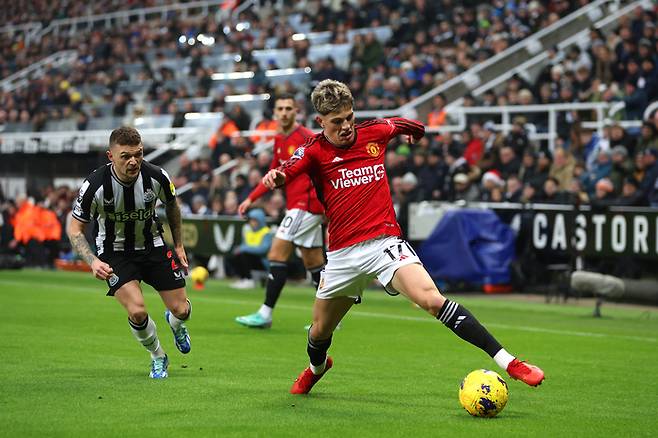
[106,150,113,161]
[315,115,323,128]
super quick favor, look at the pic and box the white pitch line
[2,278,656,343]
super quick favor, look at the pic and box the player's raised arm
[387,117,425,143]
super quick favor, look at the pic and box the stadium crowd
[3,0,658,270]
[1,0,575,129]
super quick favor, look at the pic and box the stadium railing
[469,0,648,102]
[424,102,644,152]
[0,50,78,93]
[396,0,629,121]
[4,99,654,155]
[351,100,652,152]
[27,0,231,44]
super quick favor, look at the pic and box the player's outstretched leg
[165,299,191,354]
[128,315,168,379]
[392,264,544,387]
[437,299,545,387]
[236,261,287,329]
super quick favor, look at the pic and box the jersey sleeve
[71,180,96,223]
[156,168,177,203]
[278,142,316,186]
[385,117,425,142]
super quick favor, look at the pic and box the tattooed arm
[165,198,189,271]
[67,216,113,280]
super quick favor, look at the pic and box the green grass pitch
[1,269,657,437]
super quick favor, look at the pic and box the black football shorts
[99,245,186,296]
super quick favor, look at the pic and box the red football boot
[506,358,545,386]
[290,357,333,394]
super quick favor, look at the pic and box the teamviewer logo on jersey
[330,164,385,189]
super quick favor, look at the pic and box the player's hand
[238,198,252,216]
[90,258,114,281]
[263,169,285,189]
[407,135,418,144]
[175,245,189,274]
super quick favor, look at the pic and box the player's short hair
[311,79,354,115]
[109,126,142,148]
[275,92,296,103]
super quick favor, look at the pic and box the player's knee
[417,287,445,315]
[169,300,189,318]
[128,308,148,325]
[310,321,333,340]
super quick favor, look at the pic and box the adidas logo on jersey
[332,156,343,163]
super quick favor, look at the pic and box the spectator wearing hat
[191,195,209,215]
[590,178,616,208]
[481,120,503,151]
[549,147,576,190]
[609,145,633,193]
[452,173,480,203]
[480,170,505,202]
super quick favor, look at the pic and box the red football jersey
[278,118,425,251]
[248,125,324,214]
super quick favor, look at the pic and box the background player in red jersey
[235,94,326,328]
[262,80,545,394]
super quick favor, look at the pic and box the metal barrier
[0,50,77,93]
[29,0,229,45]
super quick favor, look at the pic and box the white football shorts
[316,235,422,300]
[274,208,324,248]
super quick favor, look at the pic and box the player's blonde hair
[311,79,354,115]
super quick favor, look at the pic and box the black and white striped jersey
[72,161,176,254]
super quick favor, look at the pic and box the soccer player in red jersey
[262,80,545,394]
[235,94,326,328]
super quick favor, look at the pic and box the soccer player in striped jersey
[235,94,325,328]
[67,126,192,379]
[261,80,545,394]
